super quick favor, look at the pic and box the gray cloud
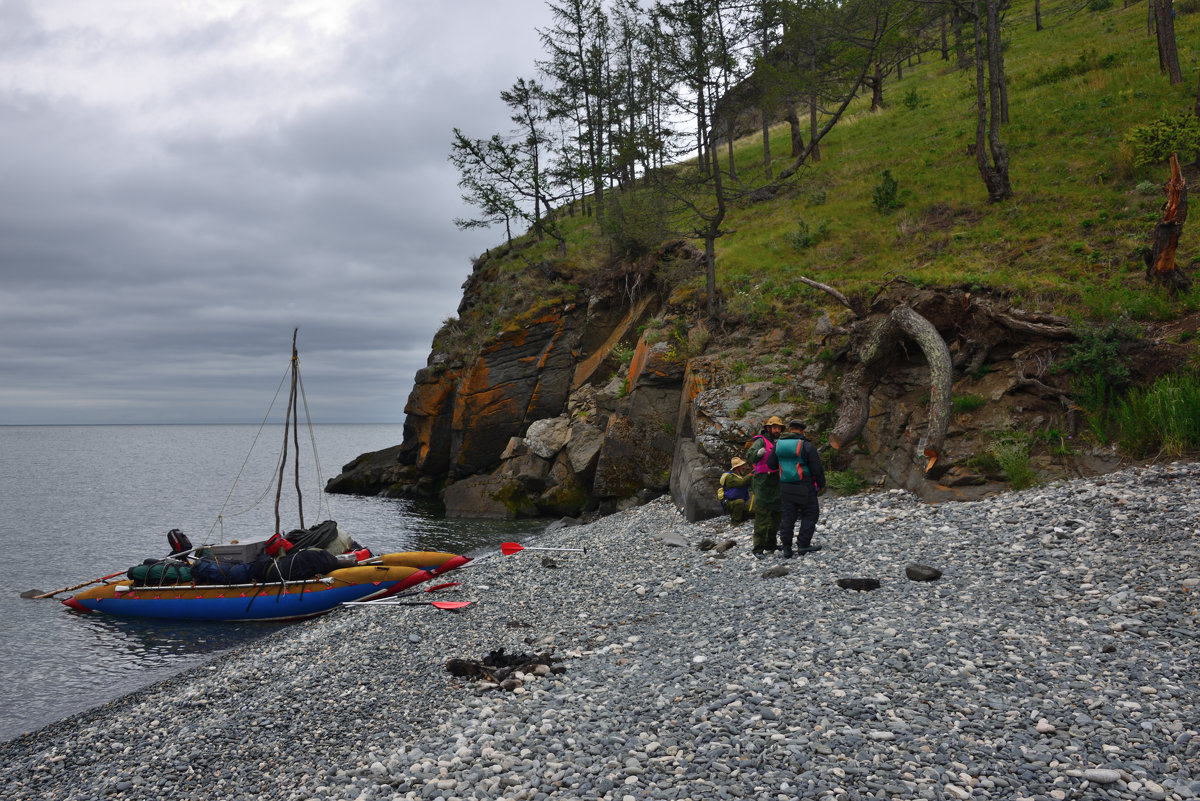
[0,0,554,424]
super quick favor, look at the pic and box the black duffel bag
[282,520,341,551]
[252,548,339,583]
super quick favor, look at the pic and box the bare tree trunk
[1035,0,1042,31]
[952,5,969,70]
[705,103,727,321]
[1148,0,1157,36]
[973,3,1012,202]
[1146,154,1192,292]
[1195,70,1200,119]
[988,0,1009,124]
[785,102,805,158]
[1155,0,1184,84]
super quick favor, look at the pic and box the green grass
[1113,372,1200,456]
[952,394,988,414]
[826,470,868,496]
[447,0,1199,364]
[989,433,1038,490]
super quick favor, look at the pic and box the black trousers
[779,483,819,549]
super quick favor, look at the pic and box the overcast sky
[0,0,557,425]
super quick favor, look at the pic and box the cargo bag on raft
[191,557,256,585]
[282,520,352,554]
[127,560,193,586]
[252,548,340,583]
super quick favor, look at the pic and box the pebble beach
[2,460,1198,801]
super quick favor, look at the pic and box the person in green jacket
[718,457,752,524]
[768,420,827,558]
[745,416,784,556]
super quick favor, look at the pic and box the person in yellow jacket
[718,457,752,524]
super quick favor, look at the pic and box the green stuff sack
[127,560,193,586]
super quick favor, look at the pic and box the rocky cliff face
[328,255,1149,520]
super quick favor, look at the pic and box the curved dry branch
[798,275,861,316]
[829,304,952,473]
[970,299,1074,339]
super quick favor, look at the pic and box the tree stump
[1145,153,1192,293]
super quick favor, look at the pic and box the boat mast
[292,333,304,529]
[274,329,305,534]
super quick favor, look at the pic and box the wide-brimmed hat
[788,420,806,430]
[764,415,785,427]
[730,457,747,469]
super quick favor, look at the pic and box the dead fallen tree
[799,276,1074,475]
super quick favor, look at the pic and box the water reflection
[77,614,283,664]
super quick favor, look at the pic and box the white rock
[1083,768,1121,784]
[525,416,570,459]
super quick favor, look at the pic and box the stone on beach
[2,461,1198,801]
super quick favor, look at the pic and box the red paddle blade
[501,542,524,555]
[430,600,472,609]
[425,582,461,593]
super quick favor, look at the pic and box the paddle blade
[500,542,586,555]
[425,582,461,593]
[430,601,471,609]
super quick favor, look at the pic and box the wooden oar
[27,571,127,599]
[343,600,472,609]
[25,545,201,599]
[501,542,587,556]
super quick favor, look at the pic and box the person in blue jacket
[768,420,826,558]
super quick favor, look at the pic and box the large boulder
[535,453,590,517]
[443,474,538,520]
[325,444,415,495]
[564,423,604,477]
[525,416,571,459]
[497,437,553,491]
[688,381,799,467]
[670,437,723,521]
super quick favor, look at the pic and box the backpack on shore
[777,439,810,484]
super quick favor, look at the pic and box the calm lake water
[0,424,542,742]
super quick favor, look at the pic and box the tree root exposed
[799,275,1075,475]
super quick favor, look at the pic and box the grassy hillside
[710,0,1200,324]
[438,0,1200,386]
[448,0,1198,331]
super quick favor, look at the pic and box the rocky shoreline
[3,460,1198,801]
